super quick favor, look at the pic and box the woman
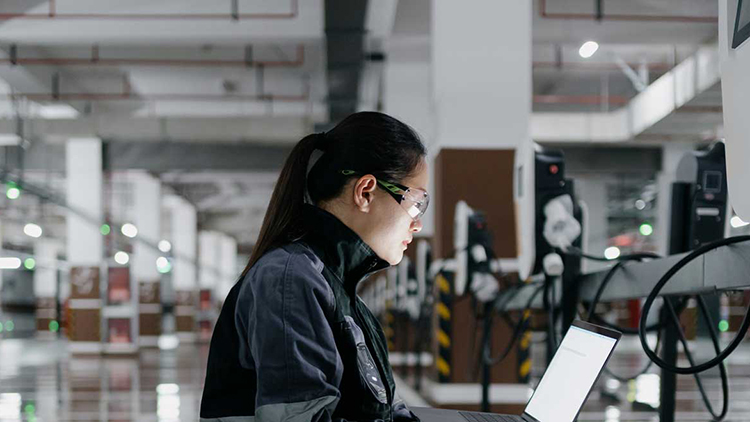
[200,112,428,422]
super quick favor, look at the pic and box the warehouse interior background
[2,0,750,421]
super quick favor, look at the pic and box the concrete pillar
[428,1,532,409]
[34,240,60,336]
[165,195,197,342]
[131,172,162,347]
[656,143,696,256]
[384,41,435,237]
[219,234,238,302]
[66,138,104,354]
[198,231,220,341]
[0,219,3,292]
[432,0,531,151]
[574,176,610,274]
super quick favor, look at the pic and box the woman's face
[356,160,428,265]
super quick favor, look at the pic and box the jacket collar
[301,204,390,296]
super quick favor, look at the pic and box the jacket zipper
[354,258,393,422]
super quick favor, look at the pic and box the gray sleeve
[239,250,344,422]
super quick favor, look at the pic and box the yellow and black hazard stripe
[435,271,453,383]
[517,307,532,384]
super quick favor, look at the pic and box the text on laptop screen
[524,325,617,422]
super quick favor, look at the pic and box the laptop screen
[524,325,618,422]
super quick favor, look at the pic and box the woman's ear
[353,175,378,212]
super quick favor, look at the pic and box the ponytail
[241,133,321,276]
[241,112,426,277]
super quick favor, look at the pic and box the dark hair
[241,111,426,276]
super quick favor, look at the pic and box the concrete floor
[1,308,749,422]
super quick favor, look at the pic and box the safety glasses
[341,170,429,221]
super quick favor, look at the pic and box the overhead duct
[324,0,368,124]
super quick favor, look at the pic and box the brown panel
[70,266,101,299]
[176,315,195,333]
[36,317,54,332]
[69,309,101,341]
[175,290,197,306]
[433,149,517,259]
[139,313,162,336]
[450,295,519,384]
[139,280,161,304]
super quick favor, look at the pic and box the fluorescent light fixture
[33,103,80,119]
[156,384,180,395]
[604,246,621,260]
[579,41,600,59]
[24,223,43,238]
[0,134,21,146]
[121,223,138,238]
[114,251,130,265]
[0,257,22,269]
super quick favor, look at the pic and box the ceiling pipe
[0,0,298,20]
[6,92,310,102]
[0,45,306,68]
[533,94,630,105]
[538,0,716,23]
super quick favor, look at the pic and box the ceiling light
[579,41,600,59]
[121,223,138,238]
[0,257,22,269]
[158,240,172,253]
[24,223,43,238]
[604,246,621,260]
[114,251,130,265]
[156,256,172,274]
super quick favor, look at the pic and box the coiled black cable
[638,235,750,375]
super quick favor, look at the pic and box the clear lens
[402,189,429,221]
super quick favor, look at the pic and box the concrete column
[131,172,162,347]
[34,240,60,336]
[428,1,532,405]
[198,231,220,341]
[165,195,197,342]
[656,143,696,256]
[66,138,104,354]
[384,41,435,237]
[432,0,531,151]
[574,176,610,274]
[0,218,3,292]
[219,234,238,302]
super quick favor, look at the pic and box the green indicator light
[100,224,111,235]
[719,320,729,332]
[49,320,60,332]
[24,404,35,414]
[24,258,36,270]
[639,222,654,236]
[6,321,14,332]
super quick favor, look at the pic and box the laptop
[412,320,621,422]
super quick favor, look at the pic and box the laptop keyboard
[459,411,525,422]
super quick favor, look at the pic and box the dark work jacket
[200,204,418,422]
